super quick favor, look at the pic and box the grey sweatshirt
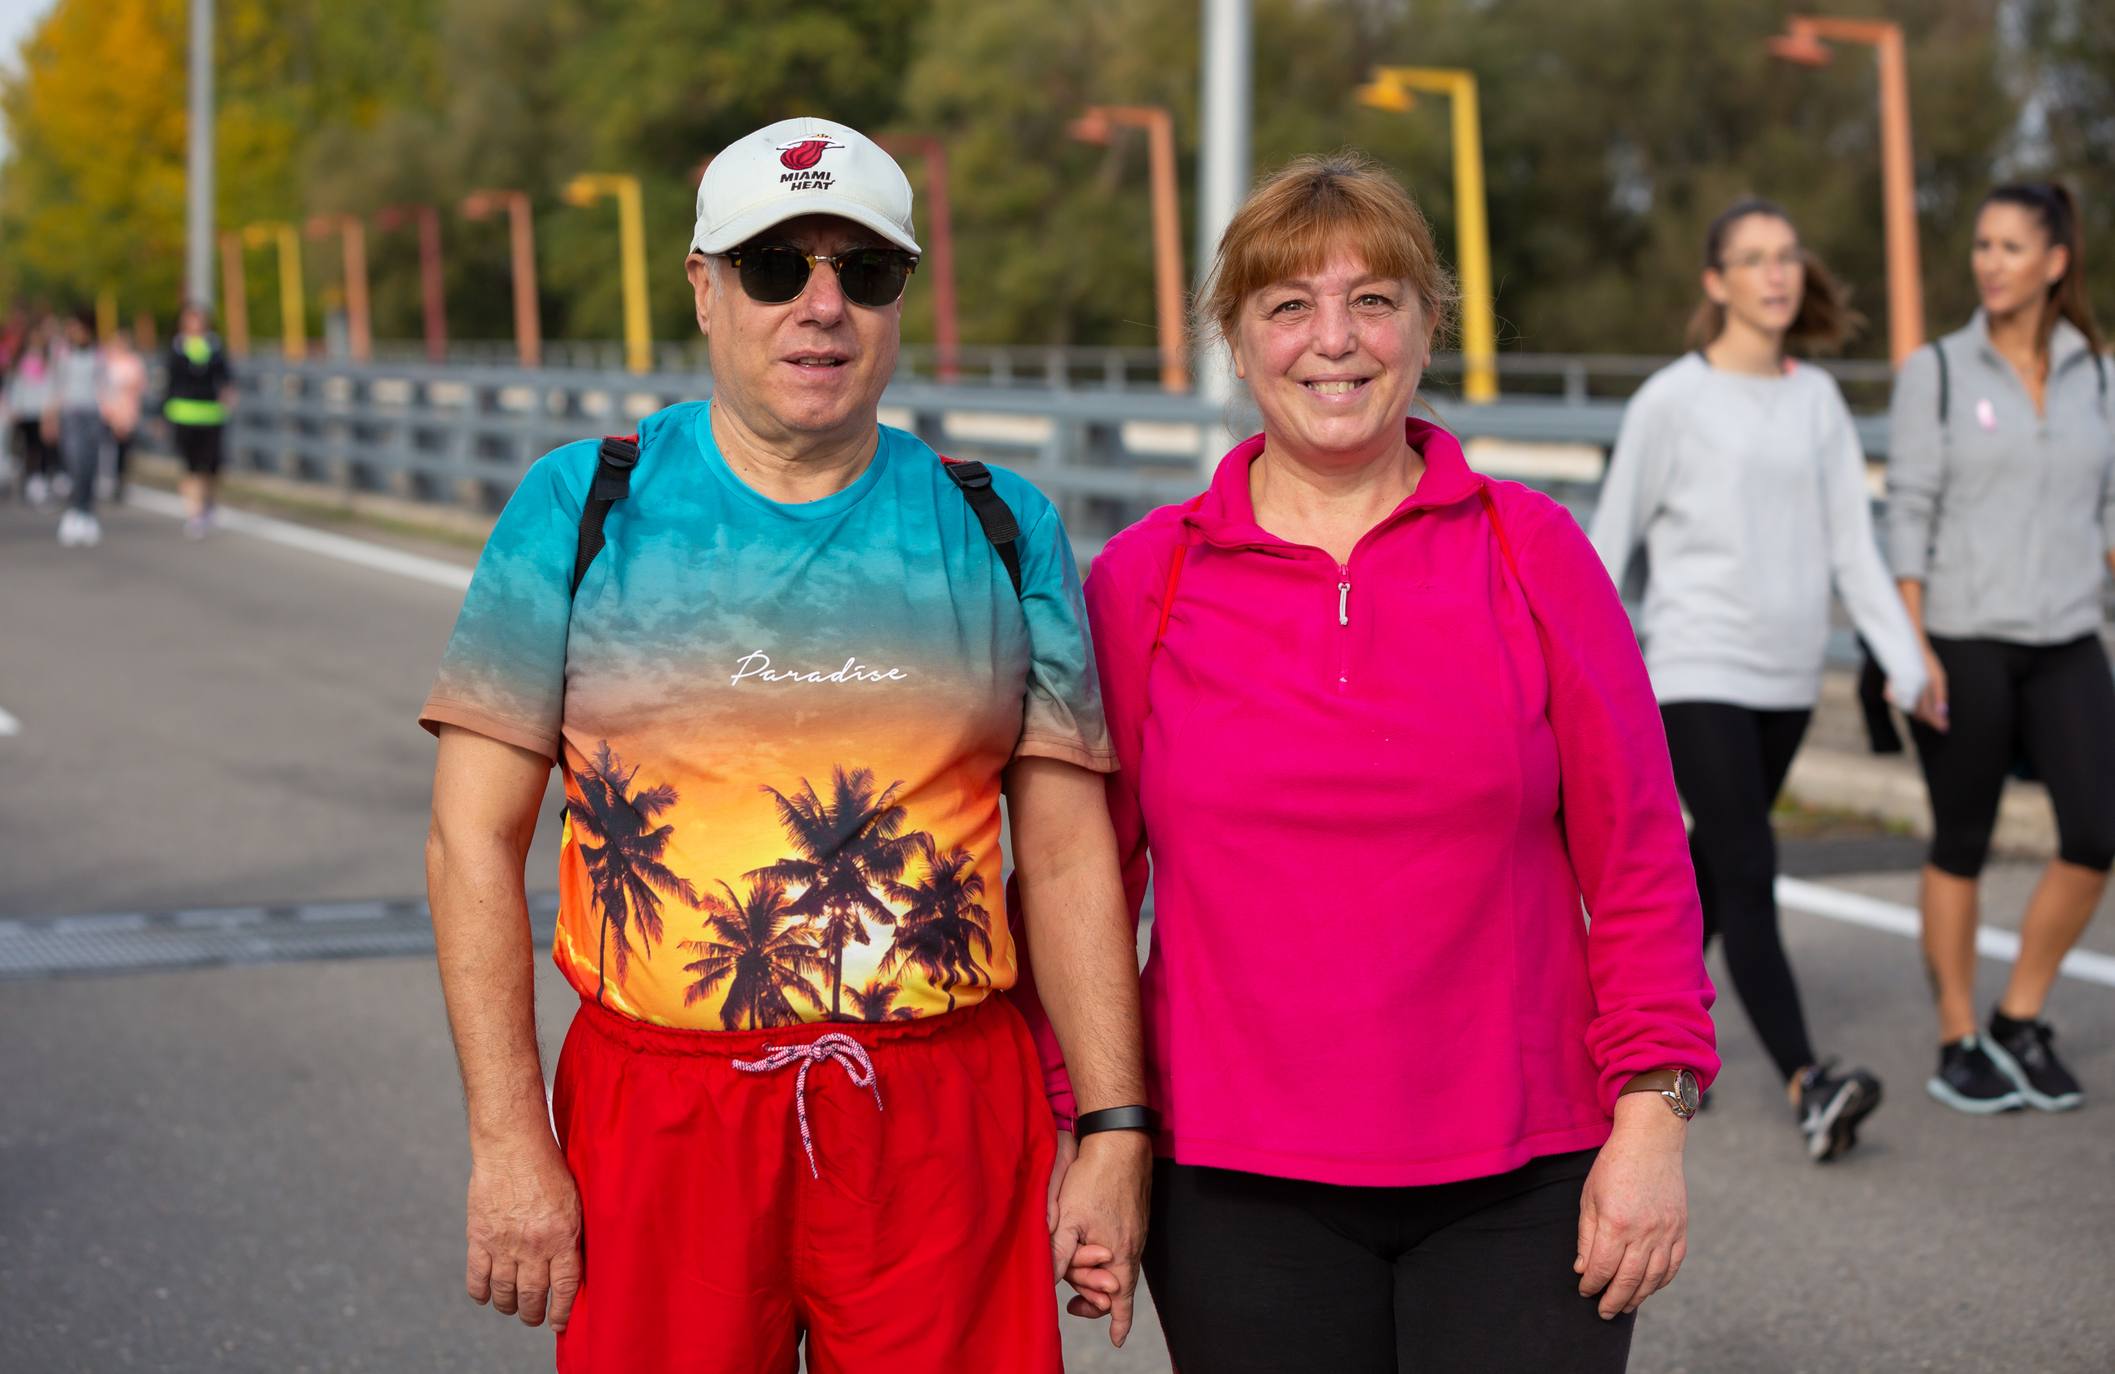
[1886,313,2115,645]
[1591,353,1928,710]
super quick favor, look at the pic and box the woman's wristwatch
[1619,1069,1701,1120]
[1073,1106,1162,1139]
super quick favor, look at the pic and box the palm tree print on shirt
[844,977,917,1023]
[571,740,702,1000]
[880,835,995,1013]
[752,766,919,1020]
[679,876,827,1030]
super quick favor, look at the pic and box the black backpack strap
[1933,340,1950,426]
[941,458,1024,599]
[571,435,640,596]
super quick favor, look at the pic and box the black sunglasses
[715,245,917,308]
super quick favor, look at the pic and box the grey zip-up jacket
[1887,313,2115,644]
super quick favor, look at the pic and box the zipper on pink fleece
[1335,562,1352,691]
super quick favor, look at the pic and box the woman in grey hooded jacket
[1887,181,2115,1117]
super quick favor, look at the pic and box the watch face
[1675,1070,1701,1115]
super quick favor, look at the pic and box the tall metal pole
[1197,0,1251,458]
[1145,111,1190,394]
[1769,16,1925,365]
[1197,0,1250,287]
[1873,27,1925,364]
[185,0,215,309]
[219,232,248,356]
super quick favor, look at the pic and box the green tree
[753,766,920,1021]
[680,876,826,1030]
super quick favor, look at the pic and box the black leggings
[1144,1151,1634,1374]
[1659,702,1815,1081]
[12,417,51,484]
[1911,635,2115,877]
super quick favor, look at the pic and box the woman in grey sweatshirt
[1592,199,1934,1164]
[1886,181,2115,1118]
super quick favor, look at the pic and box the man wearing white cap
[420,117,1150,1371]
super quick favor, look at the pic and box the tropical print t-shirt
[421,401,1114,1029]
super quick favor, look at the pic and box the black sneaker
[1926,1035,2024,1115]
[1794,1060,1882,1162]
[1983,1015,2084,1112]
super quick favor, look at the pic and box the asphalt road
[4,495,2114,1373]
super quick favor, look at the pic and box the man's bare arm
[1006,755,1149,1346]
[427,724,581,1331]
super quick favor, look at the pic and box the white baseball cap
[690,117,921,257]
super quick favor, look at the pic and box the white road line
[0,705,18,737]
[126,487,472,591]
[1778,875,2115,990]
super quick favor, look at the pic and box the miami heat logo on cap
[778,137,844,171]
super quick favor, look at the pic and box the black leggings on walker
[1910,635,2115,877]
[1659,701,1816,1081]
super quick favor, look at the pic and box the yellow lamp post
[241,221,306,361]
[564,173,652,374]
[1356,66,1498,403]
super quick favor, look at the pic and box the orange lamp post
[218,230,250,357]
[1769,15,1924,364]
[305,214,372,362]
[461,189,542,368]
[375,203,449,363]
[1069,105,1188,393]
[875,134,961,382]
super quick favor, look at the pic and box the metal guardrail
[221,354,1907,549]
[334,338,1906,402]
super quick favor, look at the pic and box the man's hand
[465,1130,584,1331]
[1575,1095,1688,1320]
[1049,1131,1150,1346]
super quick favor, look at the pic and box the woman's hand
[1914,643,1950,733]
[1576,1094,1689,1320]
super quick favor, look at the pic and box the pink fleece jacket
[1014,419,1718,1187]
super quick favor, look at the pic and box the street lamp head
[1067,108,1114,146]
[563,175,609,207]
[1767,30,1831,66]
[303,214,343,238]
[1355,76,1417,114]
[461,191,498,219]
[240,223,276,248]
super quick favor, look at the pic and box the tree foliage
[1,0,2106,358]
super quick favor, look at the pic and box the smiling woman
[1013,153,1720,1373]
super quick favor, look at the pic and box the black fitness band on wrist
[1073,1106,1161,1139]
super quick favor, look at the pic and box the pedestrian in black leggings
[1592,200,1944,1162]
[1887,181,2115,1116]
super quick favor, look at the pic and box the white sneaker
[57,510,84,547]
[183,516,209,540]
[76,514,101,547]
[25,474,49,506]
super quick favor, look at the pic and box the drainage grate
[0,893,561,980]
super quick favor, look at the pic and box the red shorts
[551,994,1063,1374]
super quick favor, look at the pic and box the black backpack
[568,433,1024,599]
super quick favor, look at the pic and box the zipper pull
[1337,578,1351,626]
